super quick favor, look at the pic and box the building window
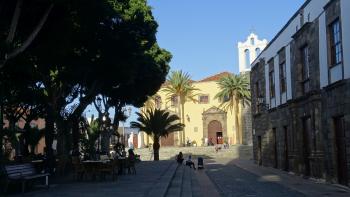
[280,62,286,94]
[255,48,261,56]
[199,95,209,104]
[194,127,198,132]
[171,95,178,107]
[155,96,162,109]
[301,45,310,94]
[245,49,250,68]
[329,19,342,67]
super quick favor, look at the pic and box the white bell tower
[238,33,268,73]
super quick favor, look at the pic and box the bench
[3,163,50,193]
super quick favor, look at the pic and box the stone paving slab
[205,158,305,197]
[147,162,178,197]
[10,160,175,197]
[231,159,350,197]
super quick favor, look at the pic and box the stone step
[191,170,202,197]
[165,164,185,197]
[181,166,193,197]
[147,162,178,197]
[135,145,253,161]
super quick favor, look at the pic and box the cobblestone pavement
[10,160,175,197]
[205,158,305,197]
[205,158,350,197]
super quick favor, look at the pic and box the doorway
[284,126,289,171]
[216,132,223,144]
[273,128,278,168]
[208,120,223,145]
[334,116,348,185]
[258,136,262,166]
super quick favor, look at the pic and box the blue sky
[148,0,305,80]
[87,0,306,125]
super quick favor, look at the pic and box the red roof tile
[198,72,232,82]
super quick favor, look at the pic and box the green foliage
[162,70,198,104]
[131,109,183,160]
[162,70,197,144]
[80,119,101,159]
[131,109,184,139]
[214,74,251,113]
[0,0,171,162]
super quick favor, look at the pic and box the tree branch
[6,0,23,43]
[1,3,54,69]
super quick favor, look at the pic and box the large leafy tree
[131,109,184,161]
[214,74,250,144]
[162,70,197,145]
[1,0,171,166]
[0,0,55,69]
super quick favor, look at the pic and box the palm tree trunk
[177,95,182,145]
[153,136,160,161]
[181,102,185,146]
[235,99,241,144]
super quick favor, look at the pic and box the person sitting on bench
[176,152,184,164]
[185,155,196,169]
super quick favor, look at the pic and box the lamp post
[257,96,269,111]
[96,97,102,153]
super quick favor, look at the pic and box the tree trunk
[0,93,4,159]
[153,136,160,161]
[45,106,55,173]
[71,116,80,155]
[181,101,185,146]
[235,99,241,144]
[101,129,112,154]
[1,4,54,69]
[56,119,70,156]
[6,0,23,43]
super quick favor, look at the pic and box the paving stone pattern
[205,160,305,197]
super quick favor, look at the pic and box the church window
[250,38,255,45]
[255,48,261,56]
[245,49,250,68]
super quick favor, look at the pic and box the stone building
[251,0,350,186]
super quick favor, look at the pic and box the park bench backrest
[5,163,36,179]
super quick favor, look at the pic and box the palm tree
[130,109,184,161]
[141,95,158,114]
[162,70,198,145]
[214,74,250,144]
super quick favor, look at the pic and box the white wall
[319,12,328,88]
[252,0,333,108]
[341,0,350,79]
[265,64,270,108]
[274,57,280,106]
[286,45,292,100]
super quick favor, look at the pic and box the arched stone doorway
[208,120,223,145]
[202,107,227,145]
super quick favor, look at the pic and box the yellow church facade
[142,72,244,147]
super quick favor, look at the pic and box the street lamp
[257,96,269,111]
